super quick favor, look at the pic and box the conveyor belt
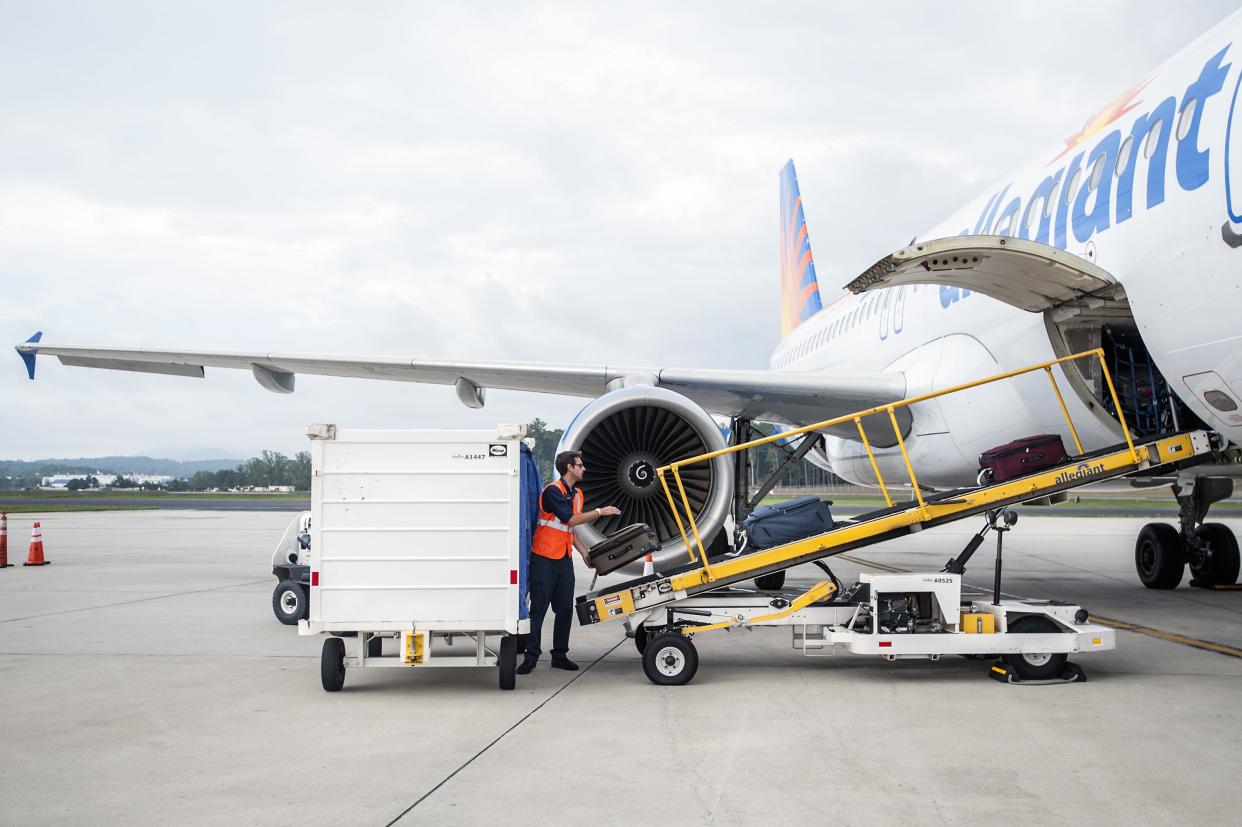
[576,430,1219,626]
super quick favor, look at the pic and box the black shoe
[551,658,579,671]
[516,659,536,675]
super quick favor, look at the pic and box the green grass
[0,490,306,500]
[0,504,156,513]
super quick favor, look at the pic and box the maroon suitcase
[979,434,1068,483]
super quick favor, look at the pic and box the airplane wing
[15,334,907,429]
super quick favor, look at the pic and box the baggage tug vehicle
[578,349,1224,686]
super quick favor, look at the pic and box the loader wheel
[642,632,698,686]
[1190,523,1240,585]
[1002,616,1067,681]
[499,636,517,690]
[273,579,307,625]
[754,570,786,590]
[321,637,346,692]
[1135,523,1185,589]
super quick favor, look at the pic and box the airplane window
[1064,168,1081,204]
[1043,183,1059,217]
[1025,197,1043,233]
[1144,119,1163,158]
[1116,135,1134,176]
[1088,154,1105,189]
[1177,98,1196,140]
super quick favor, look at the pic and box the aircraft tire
[321,637,346,692]
[1002,616,1067,681]
[642,632,698,686]
[1135,523,1185,589]
[498,636,517,691]
[272,579,306,625]
[1191,523,1240,585]
[754,570,786,590]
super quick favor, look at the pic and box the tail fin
[779,160,823,337]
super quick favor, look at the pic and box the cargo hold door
[845,236,1125,314]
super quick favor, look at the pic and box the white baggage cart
[299,424,532,691]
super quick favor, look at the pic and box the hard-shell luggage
[585,523,660,575]
[978,434,1068,483]
[742,495,834,550]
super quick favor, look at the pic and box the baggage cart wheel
[1135,523,1185,589]
[1002,616,1067,681]
[642,632,698,686]
[1190,523,1240,585]
[499,635,517,691]
[321,637,346,692]
[272,579,307,625]
[754,570,786,590]
[633,625,650,655]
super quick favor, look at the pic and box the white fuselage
[774,8,1242,488]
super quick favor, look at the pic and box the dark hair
[555,451,582,476]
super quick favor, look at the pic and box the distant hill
[0,456,245,478]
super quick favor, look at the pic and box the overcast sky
[2,1,1239,460]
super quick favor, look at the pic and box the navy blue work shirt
[541,481,583,524]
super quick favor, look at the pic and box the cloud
[1,1,1238,458]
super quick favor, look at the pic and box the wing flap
[18,340,907,436]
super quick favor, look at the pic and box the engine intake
[559,386,733,571]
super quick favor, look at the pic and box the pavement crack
[387,639,625,825]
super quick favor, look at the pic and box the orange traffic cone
[23,521,49,566]
[642,553,654,577]
[0,513,10,568]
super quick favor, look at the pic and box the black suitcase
[742,496,834,550]
[584,523,660,575]
[979,434,1068,483]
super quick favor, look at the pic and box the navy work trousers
[525,553,575,662]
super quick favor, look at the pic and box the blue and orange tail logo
[779,160,823,336]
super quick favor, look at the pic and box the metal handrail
[658,348,1137,580]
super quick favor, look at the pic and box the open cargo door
[846,235,1125,314]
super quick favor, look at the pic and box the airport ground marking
[387,638,626,825]
[838,554,1242,660]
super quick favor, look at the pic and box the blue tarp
[518,442,542,620]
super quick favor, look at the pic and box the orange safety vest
[532,479,584,560]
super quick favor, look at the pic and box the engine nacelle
[557,385,733,571]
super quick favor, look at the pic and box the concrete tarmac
[2,510,1242,825]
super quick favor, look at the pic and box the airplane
[16,8,1242,591]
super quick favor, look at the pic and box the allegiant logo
[964,46,1233,251]
[1055,462,1108,485]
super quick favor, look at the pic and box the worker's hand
[600,506,622,517]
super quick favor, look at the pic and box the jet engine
[558,385,733,571]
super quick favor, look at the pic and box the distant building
[39,473,174,490]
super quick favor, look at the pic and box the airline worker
[518,450,621,674]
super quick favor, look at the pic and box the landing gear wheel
[1190,523,1240,585]
[366,635,383,658]
[499,635,517,691]
[1002,616,1068,681]
[642,632,699,686]
[272,579,307,625]
[633,625,650,655]
[1135,523,1185,589]
[754,570,786,590]
[321,637,346,692]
